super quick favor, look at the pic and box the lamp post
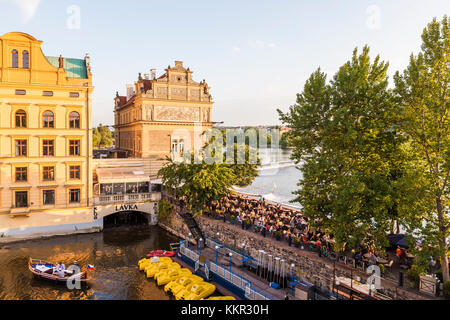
[241,242,246,256]
[229,253,233,273]
[215,246,219,263]
[188,232,192,248]
[291,263,295,297]
[199,238,203,256]
[216,232,220,242]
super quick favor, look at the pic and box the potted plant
[294,237,301,248]
[275,231,282,241]
[230,215,236,225]
[406,265,422,289]
[443,281,450,300]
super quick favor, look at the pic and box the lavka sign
[115,204,138,211]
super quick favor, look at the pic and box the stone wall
[195,217,432,300]
[157,208,431,300]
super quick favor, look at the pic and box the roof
[96,167,150,183]
[46,56,88,79]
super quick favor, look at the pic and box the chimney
[126,84,135,101]
[150,69,156,80]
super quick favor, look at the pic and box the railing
[93,192,161,205]
[205,237,255,265]
[209,260,252,292]
[244,284,273,301]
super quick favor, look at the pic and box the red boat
[146,250,175,258]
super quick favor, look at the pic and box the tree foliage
[93,124,113,149]
[279,46,407,252]
[394,16,450,282]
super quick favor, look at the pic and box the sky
[0,0,449,127]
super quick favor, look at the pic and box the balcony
[9,206,31,217]
[93,192,161,205]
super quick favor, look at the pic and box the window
[69,166,81,180]
[172,139,178,153]
[69,112,80,129]
[43,140,55,156]
[69,140,81,156]
[69,189,81,203]
[15,110,27,128]
[12,50,18,68]
[43,91,53,97]
[15,167,27,182]
[126,182,138,194]
[100,184,113,195]
[15,90,26,95]
[15,191,28,208]
[138,182,149,193]
[113,183,125,195]
[15,140,27,156]
[43,111,54,128]
[22,51,29,69]
[70,92,80,98]
[179,139,185,154]
[43,190,55,205]
[43,166,55,181]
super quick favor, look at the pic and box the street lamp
[229,253,233,273]
[199,238,203,256]
[216,232,220,242]
[215,245,219,263]
[241,242,246,256]
[291,263,295,296]
[188,232,192,248]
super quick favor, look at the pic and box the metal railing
[93,192,161,205]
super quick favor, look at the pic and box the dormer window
[22,51,29,69]
[12,50,18,68]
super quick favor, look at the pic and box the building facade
[0,32,96,237]
[113,61,214,159]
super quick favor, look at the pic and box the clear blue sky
[1,0,449,126]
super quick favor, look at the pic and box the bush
[443,281,450,298]
[158,200,174,223]
[435,270,443,283]
[406,265,423,288]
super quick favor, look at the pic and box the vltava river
[0,226,179,300]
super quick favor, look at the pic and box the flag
[87,264,95,270]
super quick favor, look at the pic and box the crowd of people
[204,193,335,253]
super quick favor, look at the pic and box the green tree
[93,124,113,149]
[279,46,407,252]
[158,154,236,216]
[394,16,450,282]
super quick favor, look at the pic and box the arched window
[12,50,18,68]
[22,51,29,68]
[43,111,54,128]
[69,111,80,129]
[15,110,27,128]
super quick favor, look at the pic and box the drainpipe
[85,84,90,207]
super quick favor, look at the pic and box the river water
[236,148,303,208]
[0,226,179,300]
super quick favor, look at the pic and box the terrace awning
[96,167,149,183]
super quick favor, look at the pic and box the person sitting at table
[355,250,363,264]
[368,253,377,266]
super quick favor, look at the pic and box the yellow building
[0,32,96,238]
[113,61,214,159]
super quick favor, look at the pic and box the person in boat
[57,262,66,278]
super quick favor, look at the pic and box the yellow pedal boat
[164,275,204,295]
[176,282,216,300]
[139,256,172,271]
[156,268,191,286]
[153,263,181,280]
[202,296,236,300]
[146,261,179,279]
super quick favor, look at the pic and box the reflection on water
[0,226,179,300]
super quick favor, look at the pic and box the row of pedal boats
[138,256,236,300]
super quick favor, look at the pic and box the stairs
[181,212,205,242]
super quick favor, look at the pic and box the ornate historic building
[0,32,96,236]
[113,61,214,159]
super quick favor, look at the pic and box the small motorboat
[146,250,176,258]
[28,258,91,284]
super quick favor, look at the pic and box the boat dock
[175,238,301,300]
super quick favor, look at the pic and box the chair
[384,260,394,274]
[346,257,355,268]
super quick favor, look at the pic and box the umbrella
[387,234,409,248]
